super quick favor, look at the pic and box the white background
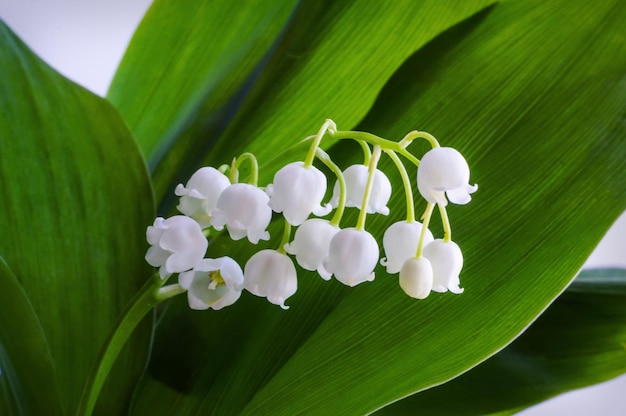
[0,1,624,414]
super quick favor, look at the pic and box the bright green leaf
[131,0,625,414]
[107,0,299,204]
[376,268,626,415]
[0,21,155,414]
[204,0,496,188]
[0,257,63,416]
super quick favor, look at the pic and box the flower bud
[399,257,433,299]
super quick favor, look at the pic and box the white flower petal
[268,162,330,225]
[330,165,392,215]
[178,257,243,310]
[175,167,230,228]
[178,269,195,290]
[145,245,170,268]
[146,217,166,245]
[381,221,434,274]
[144,216,207,278]
[324,228,379,287]
[417,147,477,206]
[210,184,272,244]
[422,239,464,294]
[284,219,340,280]
[244,250,297,309]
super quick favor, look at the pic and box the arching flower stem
[416,202,435,257]
[230,152,259,186]
[357,139,372,165]
[356,145,382,231]
[398,130,440,149]
[77,273,185,416]
[217,164,230,174]
[304,119,337,168]
[278,217,291,254]
[315,148,346,227]
[384,149,415,223]
[438,203,452,242]
[330,129,420,168]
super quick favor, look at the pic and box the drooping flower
[266,162,332,226]
[323,228,379,287]
[330,164,392,215]
[422,239,464,294]
[145,216,208,279]
[399,256,433,299]
[380,220,434,274]
[210,183,272,244]
[284,218,340,280]
[417,147,478,206]
[244,249,297,309]
[178,257,244,310]
[174,167,231,228]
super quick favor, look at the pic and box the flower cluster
[145,119,477,310]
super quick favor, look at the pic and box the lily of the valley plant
[1,1,625,415]
[146,120,477,310]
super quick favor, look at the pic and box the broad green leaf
[0,21,154,414]
[107,0,299,203]
[376,269,626,415]
[204,0,496,190]
[0,257,63,416]
[130,0,625,414]
[109,0,494,210]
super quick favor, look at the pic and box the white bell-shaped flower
[145,216,208,279]
[244,249,297,309]
[267,162,332,226]
[399,256,433,299]
[178,257,244,310]
[422,239,464,294]
[380,220,434,274]
[174,167,231,228]
[284,218,340,280]
[417,147,478,206]
[323,228,379,287]
[210,183,271,244]
[330,164,392,215]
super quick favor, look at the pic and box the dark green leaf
[107,0,299,204]
[376,268,626,415]
[0,21,154,414]
[0,257,63,415]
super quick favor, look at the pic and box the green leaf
[131,0,626,414]
[107,0,299,202]
[375,268,626,415]
[109,0,495,209]
[0,257,63,416]
[0,21,155,414]
[200,0,496,199]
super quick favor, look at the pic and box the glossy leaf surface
[376,269,626,415]
[127,0,626,415]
